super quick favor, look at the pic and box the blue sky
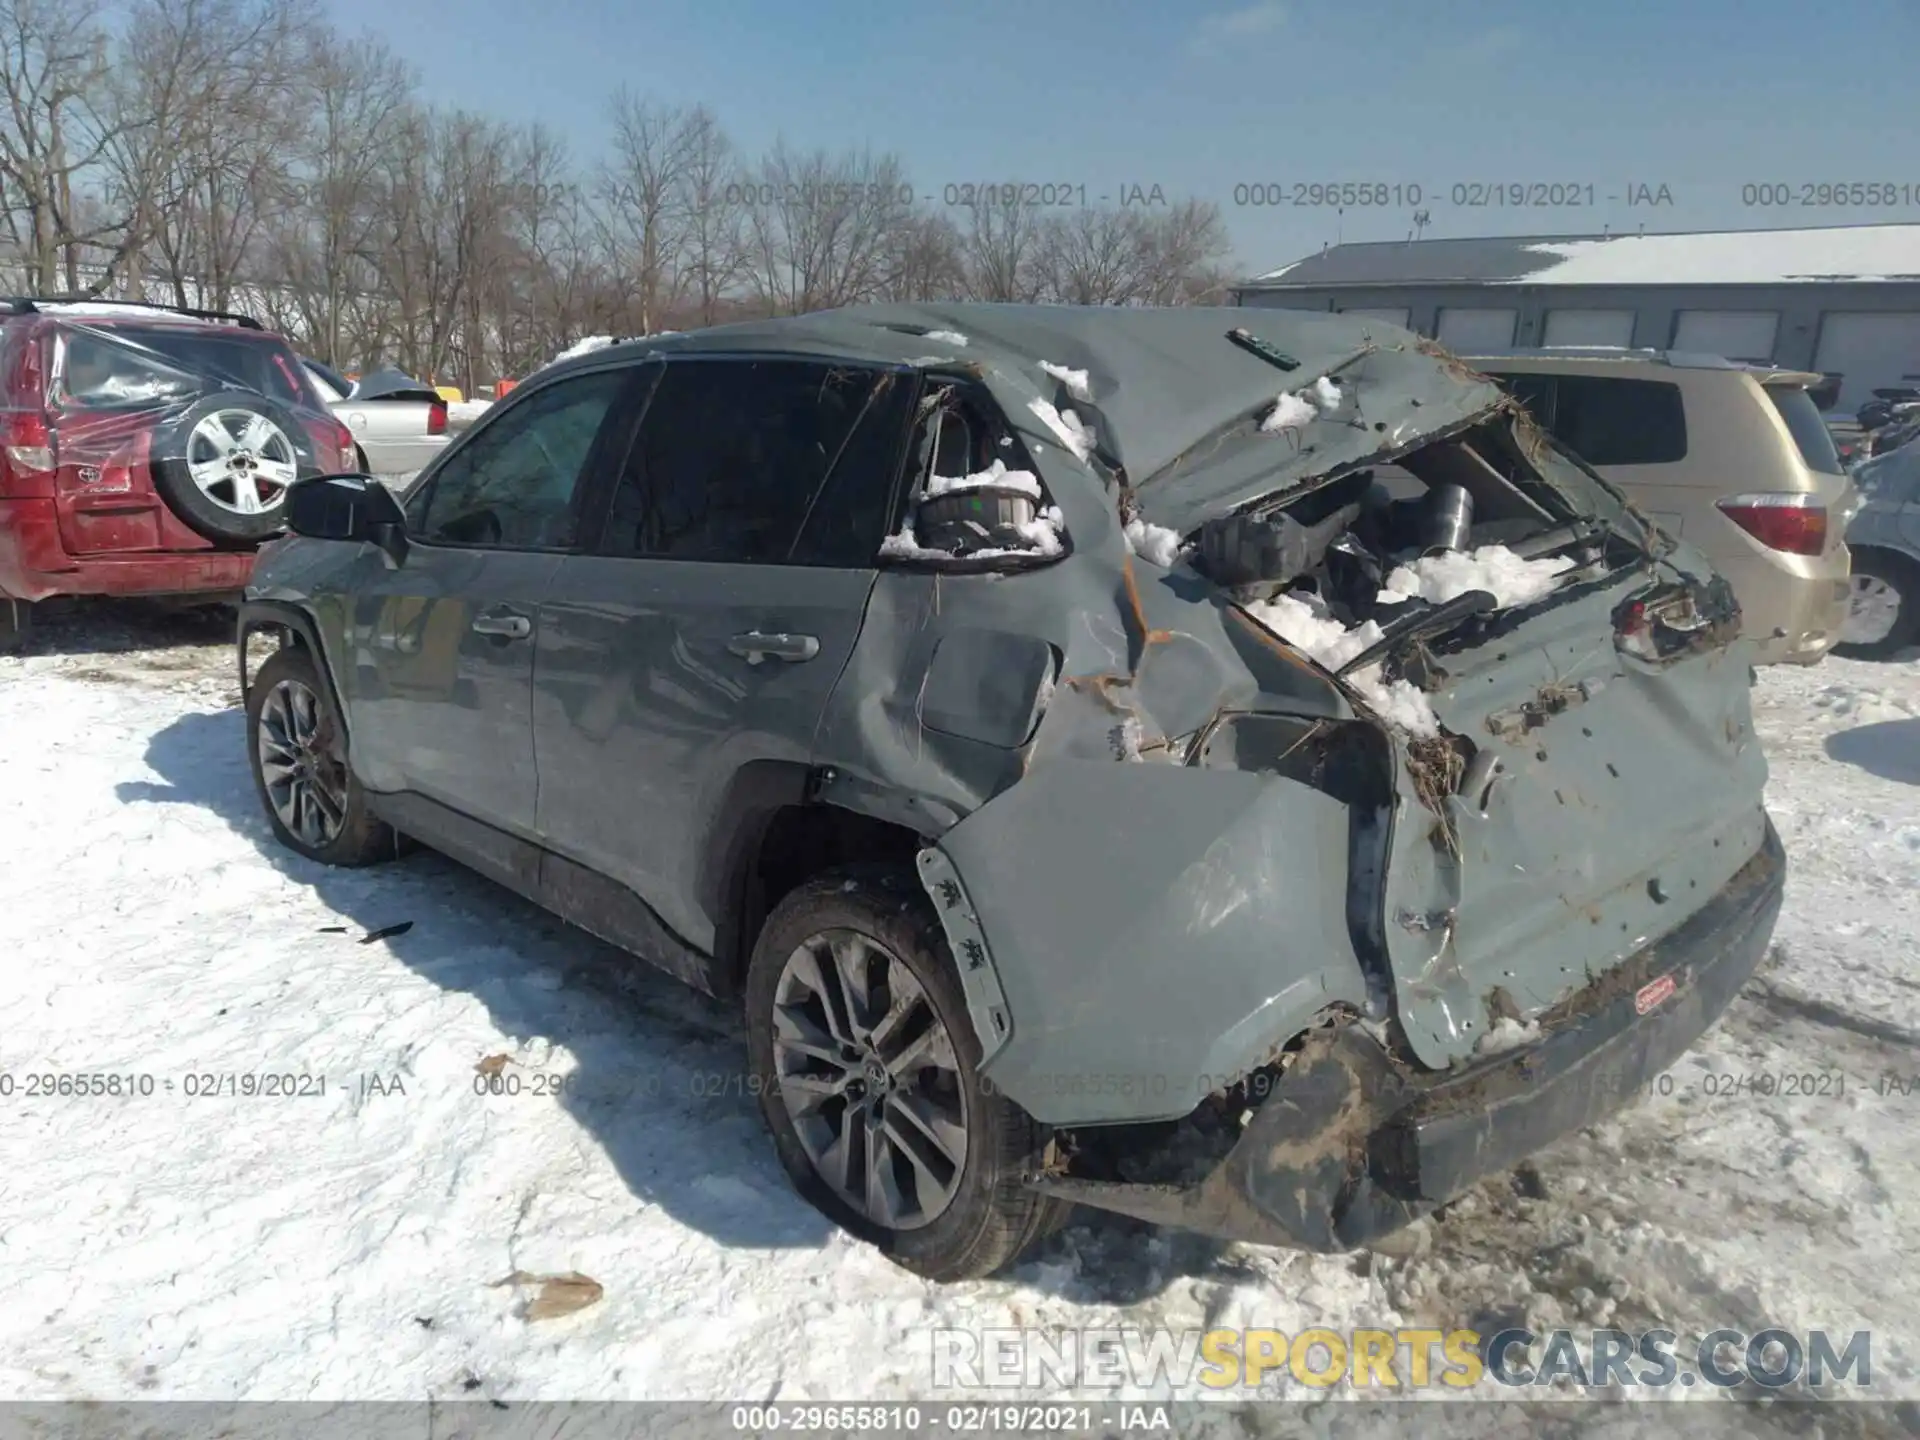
[328,0,1919,276]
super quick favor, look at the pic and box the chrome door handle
[471,612,532,640]
[728,631,820,664]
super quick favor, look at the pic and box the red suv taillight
[0,410,55,497]
[1715,492,1828,556]
[426,400,447,436]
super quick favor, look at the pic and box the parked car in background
[239,304,1781,1281]
[1469,349,1856,666]
[1840,441,1920,657]
[302,358,449,478]
[0,297,353,651]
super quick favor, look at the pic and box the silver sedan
[303,358,450,477]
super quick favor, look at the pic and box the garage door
[1671,310,1780,363]
[1542,309,1636,347]
[1813,313,1920,411]
[1340,307,1412,327]
[1435,307,1517,350]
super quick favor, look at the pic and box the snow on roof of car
[1247,223,1920,288]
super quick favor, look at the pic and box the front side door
[341,366,636,850]
[535,357,913,952]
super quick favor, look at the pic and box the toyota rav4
[237,305,1783,1281]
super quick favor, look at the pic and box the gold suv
[1471,349,1857,665]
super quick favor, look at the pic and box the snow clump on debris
[1028,398,1095,461]
[1260,376,1344,435]
[922,329,968,346]
[1243,592,1440,738]
[1379,544,1575,609]
[1040,361,1092,401]
[1124,518,1188,568]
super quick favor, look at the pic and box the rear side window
[1521,374,1688,466]
[597,358,909,566]
[1765,384,1845,475]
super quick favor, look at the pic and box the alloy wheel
[256,678,348,848]
[186,410,298,516]
[1842,573,1904,646]
[770,928,970,1230]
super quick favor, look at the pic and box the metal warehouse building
[1232,222,1920,413]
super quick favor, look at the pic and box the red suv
[0,297,354,649]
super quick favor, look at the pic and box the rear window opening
[1200,418,1630,737]
[879,380,1068,565]
[55,324,314,411]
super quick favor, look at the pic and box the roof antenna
[1410,209,1431,244]
[1602,222,1610,239]
[1638,222,1645,237]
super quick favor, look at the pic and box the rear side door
[534,356,913,954]
[339,365,636,862]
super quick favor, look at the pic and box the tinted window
[599,359,909,565]
[1766,384,1845,475]
[413,369,628,549]
[1495,373,1687,466]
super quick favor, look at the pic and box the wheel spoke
[240,415,274,452]
[230,474,260,513]
[885,1089,969,1173]
[790,940,856,1045]
[771,1004,846,1068]
[254,457,297,489]
[776,1069,846,1118]
[864,1119,904,1227]
[828,933,879,1039]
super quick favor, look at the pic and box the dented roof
[551,303,1509,531]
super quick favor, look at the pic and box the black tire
[0,598,28,654]
[1835,550,1919,660]
[245,645,398,865]
[745,865,1066,1282]
[151,391,320,547]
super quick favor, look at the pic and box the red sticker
[1635,975,1677,1015]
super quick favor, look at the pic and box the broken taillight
[1616,579,1739,662]
[1715,492,1828,556]
[0,411,55,496]
[426,400,447,436]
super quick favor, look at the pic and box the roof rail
[0,296,265,330]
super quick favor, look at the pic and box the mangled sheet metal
[570,303,1773,1123]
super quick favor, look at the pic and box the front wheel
[744,867,1066,1282]
[246,646,398,865]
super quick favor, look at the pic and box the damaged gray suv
[237,305,1784,1281]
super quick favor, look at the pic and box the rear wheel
[246,646,397,865]
[1835,551,1918,660]
[745,867,1065,1281]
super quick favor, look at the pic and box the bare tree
[598,91,701,332]
[0,0,127,292]
[956,190,1048,303]
[262,27,411,364]
[743,143,915,314]
[671,105,743,327]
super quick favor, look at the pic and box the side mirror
[285,473,409,568]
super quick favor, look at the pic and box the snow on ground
[2,604,1920,1423]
